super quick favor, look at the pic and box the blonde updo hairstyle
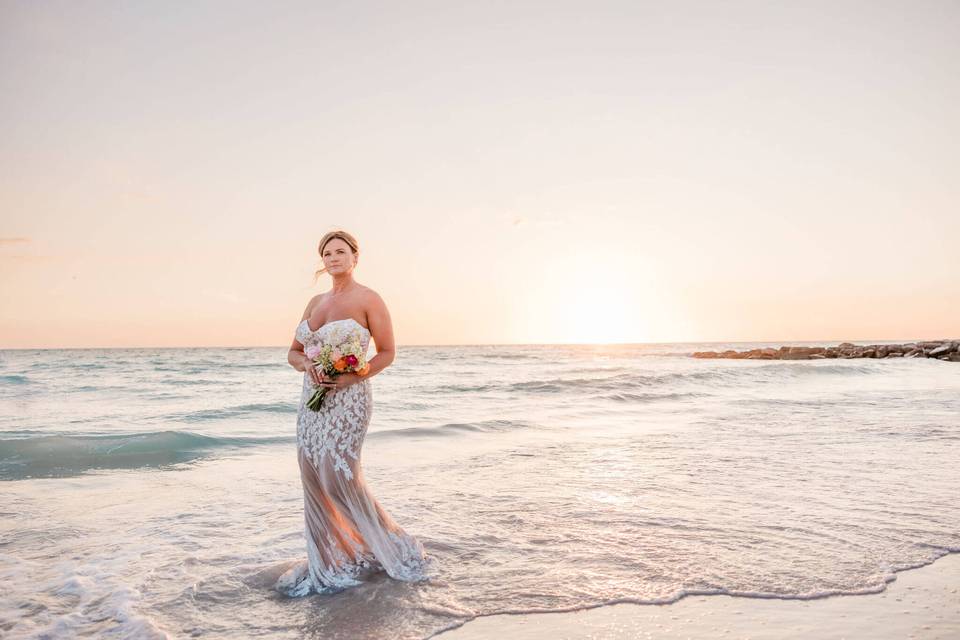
[313,230,360,285]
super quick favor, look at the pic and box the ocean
[1,341,958,639]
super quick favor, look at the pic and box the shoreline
[434,552,960,639]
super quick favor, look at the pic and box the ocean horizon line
[2,337,957,351]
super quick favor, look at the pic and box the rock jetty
[692,340,960,361]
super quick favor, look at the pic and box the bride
[275,229,431,596]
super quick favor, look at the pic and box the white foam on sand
[433,552,960,639]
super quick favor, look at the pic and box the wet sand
[437,553,960,639]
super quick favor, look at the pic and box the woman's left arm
[362,289,396,377]
[328,290,396,389]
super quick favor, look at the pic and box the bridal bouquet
[305,332,371,411]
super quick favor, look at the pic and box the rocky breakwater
[692,340,960,361]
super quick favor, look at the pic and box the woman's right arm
[288,296,318,372]
[288,339,311,372]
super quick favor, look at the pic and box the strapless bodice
[296,317,371,352]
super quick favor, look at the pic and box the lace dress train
[274,319,431,597]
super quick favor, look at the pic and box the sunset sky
[2,1,958,348]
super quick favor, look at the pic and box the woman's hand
[321,372,361,390]
[302,356,323,387]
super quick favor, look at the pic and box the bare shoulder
[359,285,386,306]
[359,286,394,348]
[302,293,325,318]
[359,286,390,322]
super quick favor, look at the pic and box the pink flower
[345,354,358,367]
[331,349,343,361]
[305,345,321,359]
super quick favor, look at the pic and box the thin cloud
[0,238,56,263]
[0,254,56,263]
[0,237,31,246]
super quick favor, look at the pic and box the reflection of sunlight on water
[563,441,647,518]
[585,445,634,481]
[588,490,632,505]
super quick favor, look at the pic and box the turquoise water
[1,342,959,638]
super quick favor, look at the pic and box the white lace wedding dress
[274,318,431,597]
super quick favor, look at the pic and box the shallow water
[1,341,958,639]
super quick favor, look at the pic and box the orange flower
[333,358,347,372]
[358,363,371,377]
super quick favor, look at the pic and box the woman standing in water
[275,229,431,596]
